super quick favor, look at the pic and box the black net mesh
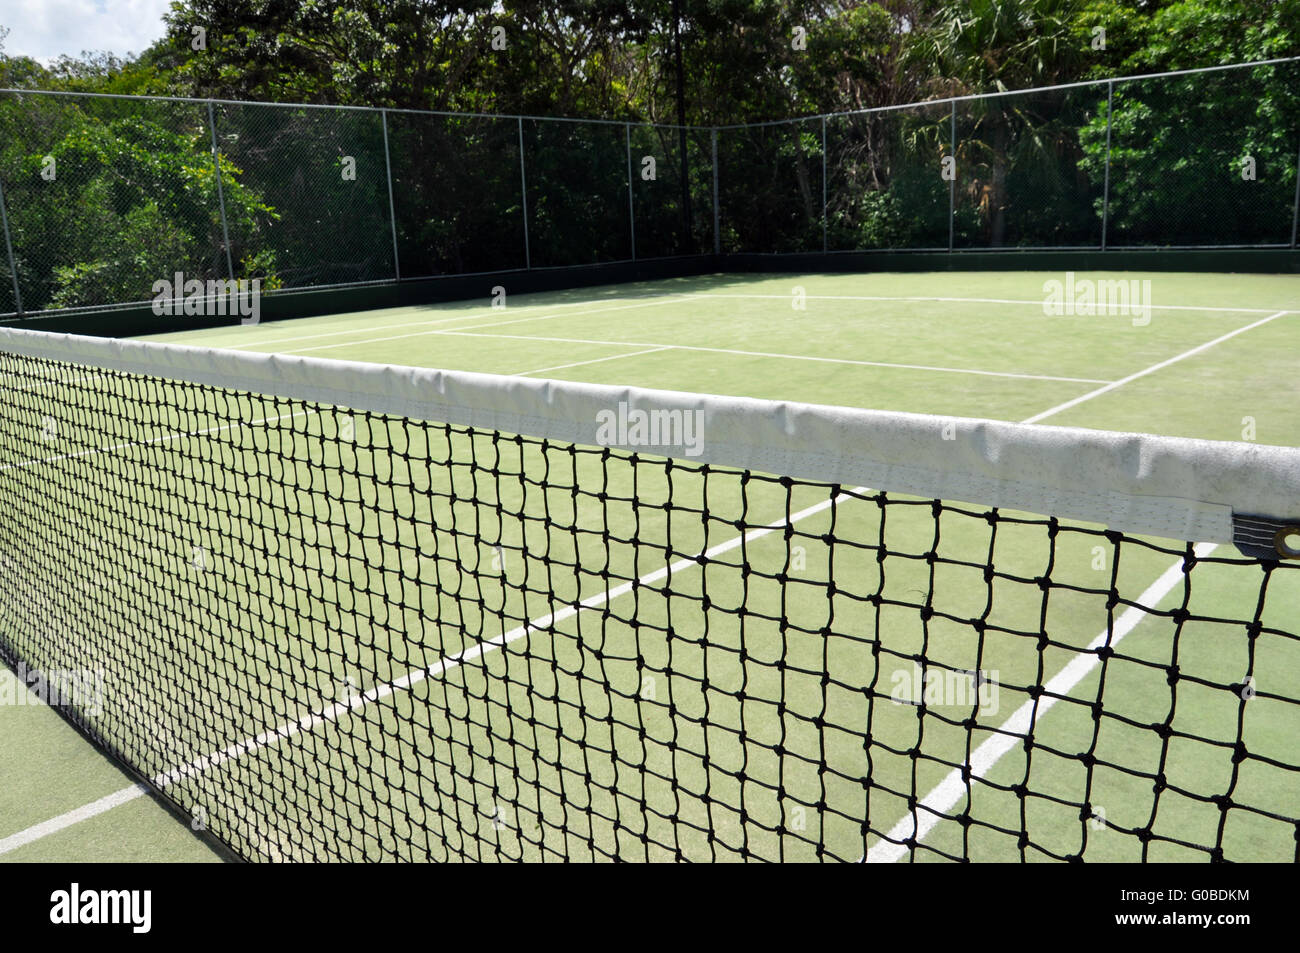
[1105,60,1300,247]
[954,87,1104,249]
[825,102,952,251]
[212,102,395,289]
[717,118,824,254]
[0,92,222,314]
[1,342,1298,862]
[521,119,631,268]
[386,112,526,278]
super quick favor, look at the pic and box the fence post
[948,100,956,252]
[821,116,828,253]
[711,128,720,256]
[518,117,531,269]
[380,110,401,281]
[0,177,22,317]
[1102,80,1114,251]
[626,123,636,260]
[677,126,693,254]
[1291,136,1300,248]
[207,102,235,281]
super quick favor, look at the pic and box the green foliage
[240,248,283,289]
[1,0,1298,298]
[832,187,933,249]
[210,104,393,286]
[1112,0,1300,71]
[1073,0,1149,78]
[48,201,195,308]
[904,0,1093,94]
[1079,60,1300,244]
[1069,2,1300,245]
[0,98,276,311]
[717,118,825,253]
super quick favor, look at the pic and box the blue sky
[0,0,173,63]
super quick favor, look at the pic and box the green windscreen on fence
[953,86,1104,249]
[522,119,631,267]
[211,103,395,290]
[824,102,952,251]
[386,112,526,278]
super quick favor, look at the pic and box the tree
[0,95,275,311]
[154,0,641,117]
[1077,0,1300,244]
[903,0,1095,245]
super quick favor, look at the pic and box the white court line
[514,346,673,377]
[0,786,152,856]
[183,309,516,349]
[145,291,1295,356]
[1020,311,1290,424]
[681,293,1296,315]
[861,311,1293,862]
[276,297,691,354]
[0,305,1282,855]
[149,293,689,351]
[865,542,1219,864]
[434,329,1113,385]
[270,298,1291,384]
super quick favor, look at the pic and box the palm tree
[903,0,1090,246]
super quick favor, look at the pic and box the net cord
[2,325,1297,546]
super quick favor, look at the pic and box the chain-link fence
[387,112,526,277]
[0,92,222,314]
[717,117,825,254]
[628,123,712,259]
[0,93,705,317]
[821,57,1300,254]
[0,182,17,316]
[953,86,1104,249]
[1,57,1297,318]
[824,102,953,251]
[522,118,631,267]
[212,102,395,289]
[730,57,1299,256]
[1104,59,1300,247]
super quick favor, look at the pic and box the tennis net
[1,326,1298,862]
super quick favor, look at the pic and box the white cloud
[0,0,174,63]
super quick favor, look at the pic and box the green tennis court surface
[1,269,1298,862]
